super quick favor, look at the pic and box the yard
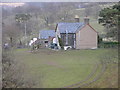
[14,48,118,88]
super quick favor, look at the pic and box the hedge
[98,41,119,48]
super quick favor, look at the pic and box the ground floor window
[44,41,48,43]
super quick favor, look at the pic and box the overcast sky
[1,0,120,2]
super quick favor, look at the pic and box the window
[74,34,76,38]
[44,41,48,43]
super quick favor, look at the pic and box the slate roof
[57,22,85,33]
[39,30,55,39]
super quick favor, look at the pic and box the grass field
[14,48,118,88]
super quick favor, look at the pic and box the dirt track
[63,62,106,88]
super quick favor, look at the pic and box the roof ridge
[57,22,85,33]
[40,30,55,31]
[39,30,55,32]
[58,22,84,24]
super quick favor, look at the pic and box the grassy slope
[14,48,118,88]
[84,63,118,88]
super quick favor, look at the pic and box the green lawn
[14,48,118,88]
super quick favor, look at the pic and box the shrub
[98,41,119,48]
[58,37,64,49]
[98,35,103,44]
[2,49,39,88]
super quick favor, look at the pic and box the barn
[39,30,55,47]
[55,16,98,49]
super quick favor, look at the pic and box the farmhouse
[55,16,98,49]
[39,16,98,49]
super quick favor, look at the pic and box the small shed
[39,30,55,47]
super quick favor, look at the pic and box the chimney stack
[74,15,80,22]
[84,16,89,24]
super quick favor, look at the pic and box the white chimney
[75,15,80,22]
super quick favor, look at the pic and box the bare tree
[3,23,21,47]
[56,3,76,22]
[15,13,32,37]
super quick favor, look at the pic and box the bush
[98,41,119,48]
[2,49,39,88]
[58,37,64,49]
[98,35,102,44]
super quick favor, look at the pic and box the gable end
[76,24,98,33]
